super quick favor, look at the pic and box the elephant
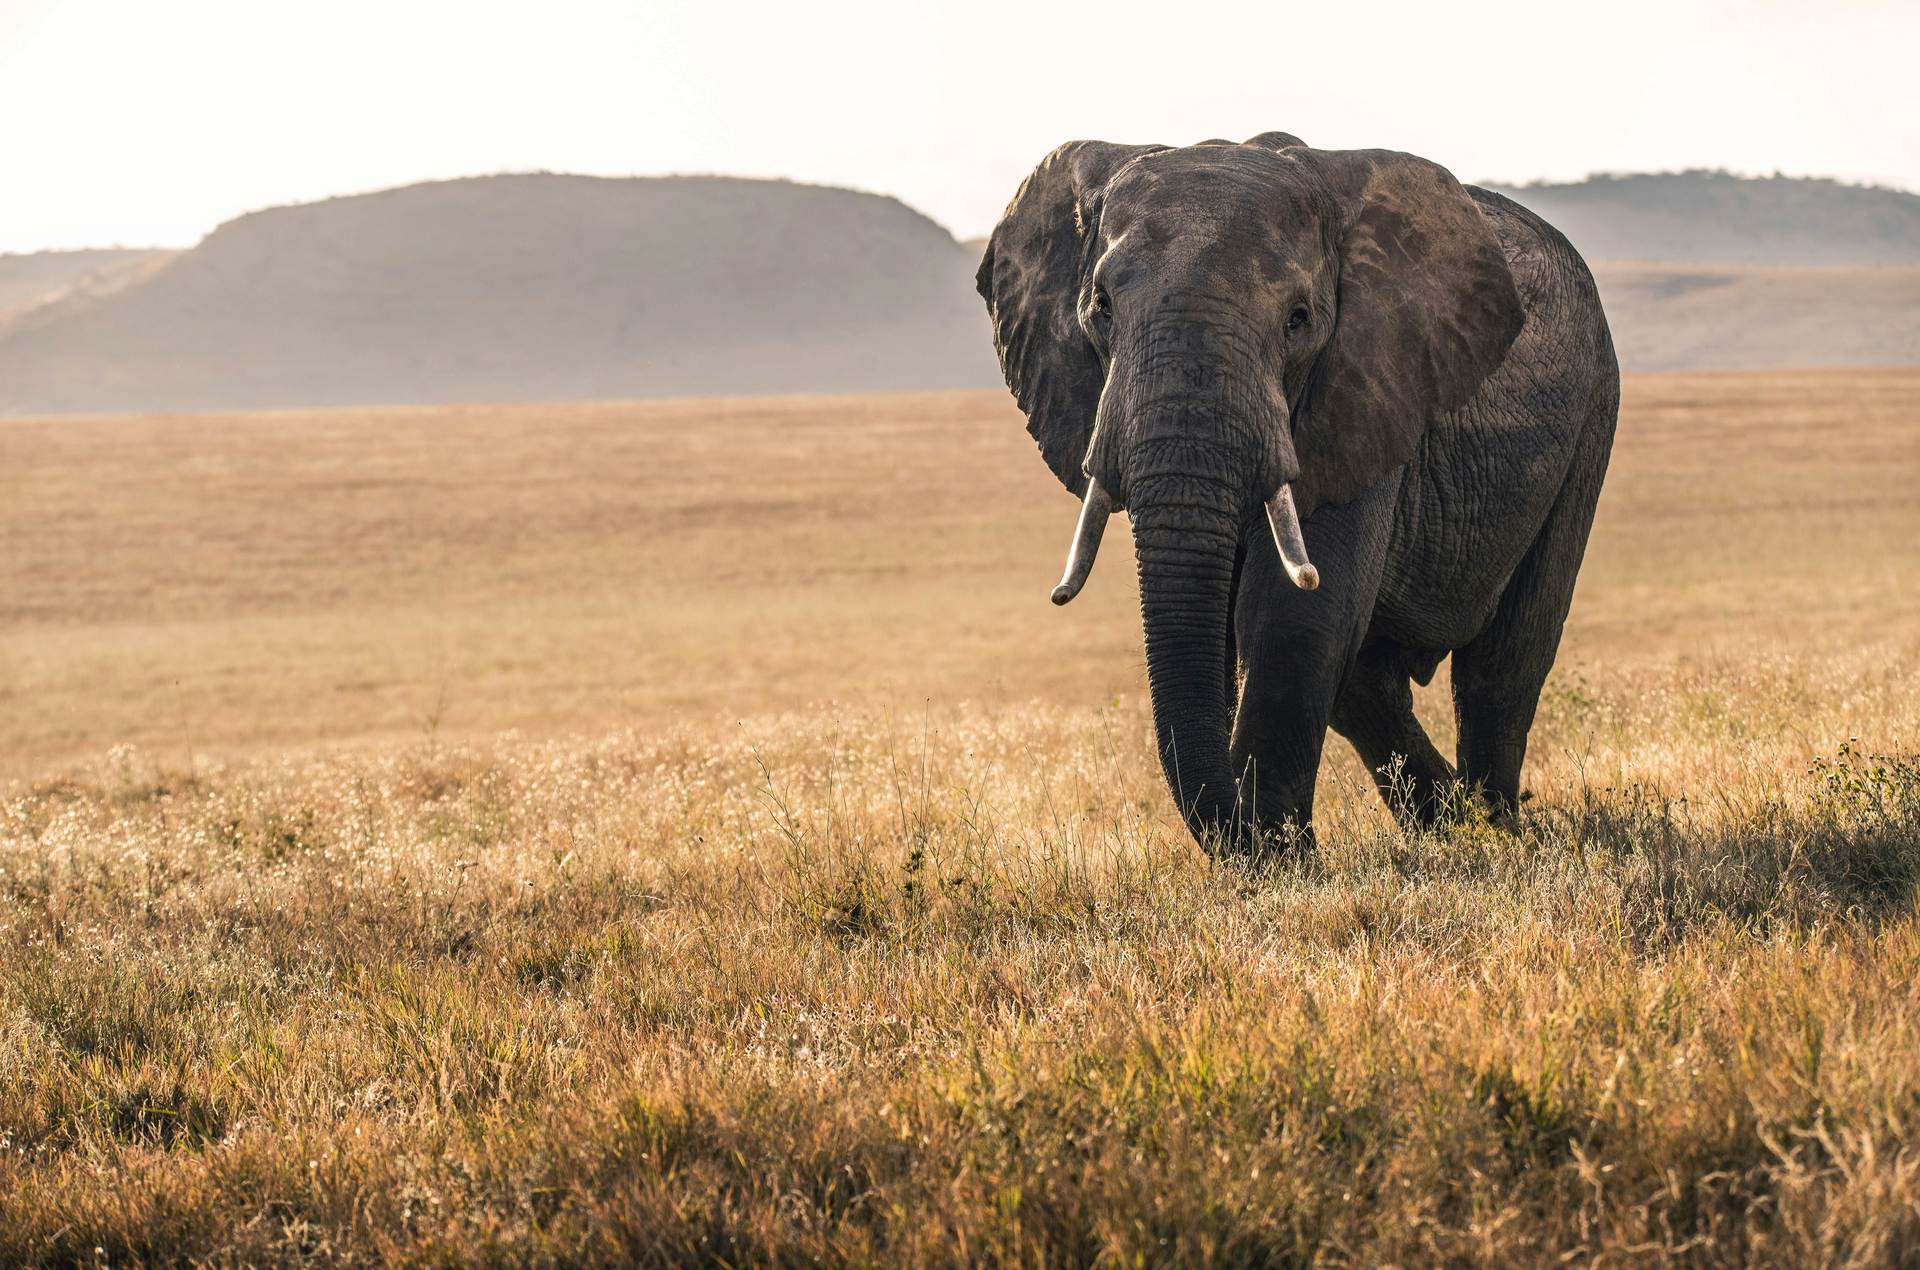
[976,133,1618,853]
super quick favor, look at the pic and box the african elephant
[977,133,1618,853]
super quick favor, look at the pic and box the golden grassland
[6,370,1914,778]
[1,370,1918,1262]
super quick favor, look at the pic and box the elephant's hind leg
[1452,392,1617,815]
[1330,641,1456,826]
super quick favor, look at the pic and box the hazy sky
[1,0,1914,253]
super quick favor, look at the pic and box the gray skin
[977,133,1618,853]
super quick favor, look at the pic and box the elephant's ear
[977,140,1162,496]
[1289,149,1523,515]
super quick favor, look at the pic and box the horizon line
[5,161,1916,258]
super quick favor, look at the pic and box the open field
[5,371,1917,776]
[2,371,1919,1261]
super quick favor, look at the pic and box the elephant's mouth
[1048,478,1318,606]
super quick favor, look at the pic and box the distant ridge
[1485,170,1920,266]
[1478,171,1920,368]
[0,248,175,321]
[2,168,1915,416]
[0,174,999,415]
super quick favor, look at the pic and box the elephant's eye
[1286,306,1311,334]
[1085,287,1114,350]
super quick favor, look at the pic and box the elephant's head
[977,134,1523,850]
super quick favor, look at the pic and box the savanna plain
[2,369,1918,1264]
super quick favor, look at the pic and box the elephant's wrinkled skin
[977,133,1619,853]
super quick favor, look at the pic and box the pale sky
[1,0,1915,254]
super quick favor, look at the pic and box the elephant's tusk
[1264,484,1320,591]
[1051,479,1116,605]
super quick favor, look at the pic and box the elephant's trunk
[1085,314,1310,852]
[1130,475,1248,852]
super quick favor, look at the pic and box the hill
[1483,171,1920,369]
[0,175,999,415]
[1486,170,1920,267]
[4,169,1916,416]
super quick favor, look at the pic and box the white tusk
[1051,479,1115,605]
[1264,484,1319,591]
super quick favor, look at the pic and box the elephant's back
[1467,187,1616,370]
[1371,189,1619,650]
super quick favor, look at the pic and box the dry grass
[2,370,1918,1263]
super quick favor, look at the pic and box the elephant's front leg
[1229,478,1397,847]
